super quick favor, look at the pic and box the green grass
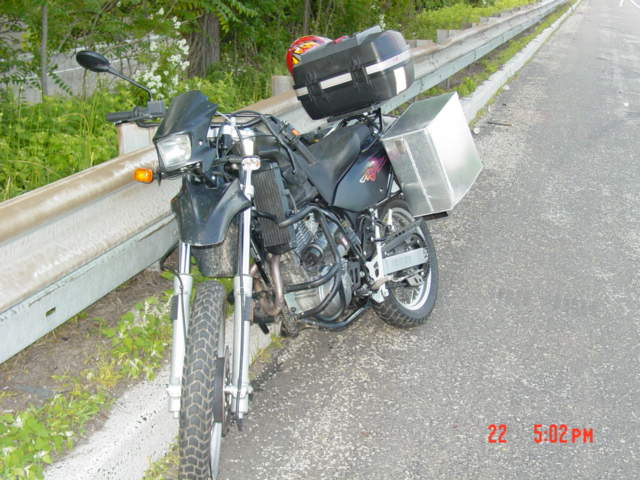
[142,442,178,480]
[0,294,172,479]
[0,88,134,201]
[419,1,571,101]
[406,0,537,40]
[0,57,280,202]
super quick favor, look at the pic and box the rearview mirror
[76,50,112,73]
[75,49,153,100]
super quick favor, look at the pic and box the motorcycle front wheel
[179,280,226,480]
[373,198,438,328]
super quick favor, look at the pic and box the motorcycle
[76,27,480,479]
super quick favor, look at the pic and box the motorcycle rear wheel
[179,281,226,480]
[373,199,438,328]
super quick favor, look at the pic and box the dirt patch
[0,268,172,414]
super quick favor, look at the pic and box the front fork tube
[230,203,253,420]
[227,151,259,421]
[167,242,192,417]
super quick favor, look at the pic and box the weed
[406,0,537,40]
[0,391,18,402]
[0,295,171,479]
[142,442,178,480]
[0,88,134,201]
[417,1,571,106]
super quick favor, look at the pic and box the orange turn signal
[291,128,301,136]
[134,168,154,183]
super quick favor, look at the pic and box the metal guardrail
[0,0,566,363]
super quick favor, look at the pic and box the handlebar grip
[106,111,135,123]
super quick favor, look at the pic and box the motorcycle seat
[307,124,370,202]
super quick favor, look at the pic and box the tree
[187,11,220,77]
[303,0,311,34]
[168,0,256,77]
[40,2,48,95]
[0,0,175,93]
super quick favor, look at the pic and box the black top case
[292,26,415,120]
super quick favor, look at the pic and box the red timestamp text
[487,424,507,443]
[533,424,594,444]
[487,424,594,444]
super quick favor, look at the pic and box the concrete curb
[461,0,581,122]
[44,2,581,478]
[45,315,276,480]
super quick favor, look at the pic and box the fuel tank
[332,141,391,212]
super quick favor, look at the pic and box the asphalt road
[219,1,640,478]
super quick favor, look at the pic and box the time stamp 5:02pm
[487,424,595,444]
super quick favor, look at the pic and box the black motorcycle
[76,26,479,478]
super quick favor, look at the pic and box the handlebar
[106,100,166,125]
[106,110,136,123]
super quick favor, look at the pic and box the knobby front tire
[179,281,226,480]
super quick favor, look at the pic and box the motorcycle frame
[164,116,431,418]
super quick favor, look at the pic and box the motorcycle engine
[280,216,352,318]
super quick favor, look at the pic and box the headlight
[156,133,192,171]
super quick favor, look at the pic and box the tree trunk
[40,2,49,96]
[187,12,220,78]
[303,0,311,35]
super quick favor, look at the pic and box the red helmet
[286,35,331,74]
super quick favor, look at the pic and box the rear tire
[373,199,438,328]
[179,281,226,480]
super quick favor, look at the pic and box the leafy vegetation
[0,0,177,94]
[0,294,172,479]
[419,1,571,101]
[405,0,535,40]
[142,442,178,480]
[0,88,130,200]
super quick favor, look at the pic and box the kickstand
[254,315,274,334]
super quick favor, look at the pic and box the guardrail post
[271,75,293,96]
[408,39,437,49]
[117,123,157,155]
[437,29,463,44]
[436,30,449,44]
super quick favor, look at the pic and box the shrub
[0,88,132,200]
